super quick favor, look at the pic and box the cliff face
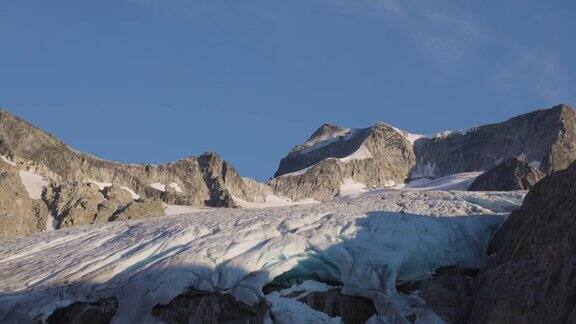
[412,104,576,178]
[0,109,268,209]
[470,162,576,323]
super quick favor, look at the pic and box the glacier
[0,190,525,323]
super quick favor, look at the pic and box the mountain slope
[0,109,268,208]
[413,104,576,178]
[272,104,576,201]
[271,122,415,201]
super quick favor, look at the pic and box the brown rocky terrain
[469,161,576,323]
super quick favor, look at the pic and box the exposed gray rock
[43,182,108,228]
[0,109,268,208]
[469,162,576,323]
[399,267,475,324]
[47,297,118,324]
[296,288,377,324]
[468,157,545,191]
[101,185,133,206]
[109,198,166,221]
[0,162,48,238]
[271,122,416,201]
[272,105,576,201]
[152,289,269,324]
[412,104,576,179]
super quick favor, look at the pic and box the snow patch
[337,179,368,198]
[19,170,47,200]
[275,280,336,299]
[121,186,140,200]
[266,293,341,323]
[89,180,112,191]
[390,126,426,144]
[299,128,353,154]
[149,183,166,191]
[530,160,541,169]
[339,145,373,163]
[45,214,57,232]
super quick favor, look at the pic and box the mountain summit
[271,104,576,201]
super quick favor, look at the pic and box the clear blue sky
[1,0,575,180]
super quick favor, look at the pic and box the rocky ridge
[272,104,576,201]
[0,109,270,210]
[0,109,278,237]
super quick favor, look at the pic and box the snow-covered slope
[0,190,524,323]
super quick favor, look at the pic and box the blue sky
[1,0,575,180]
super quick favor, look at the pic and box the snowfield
[0,190,525,323]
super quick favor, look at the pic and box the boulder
[47,297,118,324]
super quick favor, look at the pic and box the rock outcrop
[271,122,416,201]
[0,161,48,238]
[0,109,268,209]
[47,297,118,324]
[296,288,377,323]
[43,182,167,227]
[399,267,475,324]
[468,157,545,191]
[109,198,166,221]
[152,289,269,323]
[469,162,576,323]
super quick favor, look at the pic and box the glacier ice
[0,190,524,323]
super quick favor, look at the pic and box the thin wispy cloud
[494,51,572,104]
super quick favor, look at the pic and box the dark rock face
[399,267,475,324]
[0,110,267,209]
[47,297,118,324]
[413,105,576,179]
[296,289,377,324]
[271,123,416,201]
[152,289,269,324]
[469,162,576,323]
[468,157,545,191]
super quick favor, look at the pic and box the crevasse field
[0,188,525,323]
